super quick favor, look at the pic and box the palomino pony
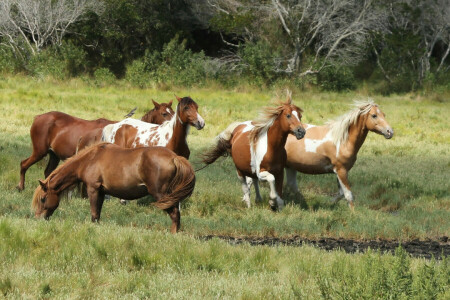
[202,94,305,210]
[102,96,205,159]
[32,143,195,233]
[18,100,174,191]
[284,100,394,210]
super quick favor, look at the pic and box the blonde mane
[327,99,377,146]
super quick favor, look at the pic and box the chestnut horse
[284,100,394,210]
[102,96,205,159]
[202,94,305,210]
[18,100,174,191]
[32,143,195,233]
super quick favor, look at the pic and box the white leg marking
[258,171,284,210]
[237,174,251,208]
[337,176,353,204]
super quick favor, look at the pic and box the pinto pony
[32,143,195,233]
[18,101,173,191]
[202,93,305,210]
[285,100,394,210]
[102,96,205,159]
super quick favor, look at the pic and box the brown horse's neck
[344,114,369,157]
[48,157,82,194]
[267,119,290,153]
[166,113,190,158]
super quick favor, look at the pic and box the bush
[59,42,87,77]
[142,36,206,87]
[125,59,151,88]
[317,65,356,91]
[0,47,18,74]
[28,49,66,80]
[93,68,116,86]
[238,40,280,85]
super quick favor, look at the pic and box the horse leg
[237,171,251,208]
[44,151,60,178]
[253,178,263,203]
[331,178,344,203]
[258,171,284,211]
[18,144,48,191]
[88,186,104,222]
[285,167,299,193]
[165,205,181,234]
[335,169,354,211]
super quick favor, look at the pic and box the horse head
[278,93,305,140]
[175,95,205,130]
[32,179,60,219]
[364,105,394,139]
[141,99,174,124]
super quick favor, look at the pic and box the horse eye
[372,114,377,118]
[286,114,291,118]
[162,113,168,117]
[184,106,189,111]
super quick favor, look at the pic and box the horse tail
[101,124,114,142]
[154,156,196,210]
[202,122,240,165]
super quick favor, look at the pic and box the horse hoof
[16,185,24,192]
[120,199,127,205]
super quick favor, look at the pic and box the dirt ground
[200,235,449,259]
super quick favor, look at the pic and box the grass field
[0,75,449,298]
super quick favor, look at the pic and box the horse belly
[104,185,149,200]
[287,153,333,174]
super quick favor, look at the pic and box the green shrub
[0,47,18,74]
[142,36,206,87]
[28,49,66,80]
[238,40,280,85]
[59,42,87,77]
[93,68,116,86]
[317,64,356,91]
[125,59,151,88]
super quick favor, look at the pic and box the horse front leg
[88,185,105,222]
[285,167,299,193]
[335,168,354,211]
[252,178,263,203]
[331,178,344,203]
[258,171,284,211]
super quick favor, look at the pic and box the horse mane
[248,92,302,147]
[327,99,377,146]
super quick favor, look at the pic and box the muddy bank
[200,235,449,259]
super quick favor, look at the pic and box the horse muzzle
[292,127,306,140]
[383,127,394,139]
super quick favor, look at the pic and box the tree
[0,0,103,59]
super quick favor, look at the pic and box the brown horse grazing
[284,100,394,210]
[18,101,173,191]
[32,143,195,233]
[102,96,205,159]
[202,94,305,210]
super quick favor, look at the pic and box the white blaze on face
[196,112,205,128]
[292,110,300,122]
[166,108,172,115]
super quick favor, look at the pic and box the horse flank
[327,99,377,147]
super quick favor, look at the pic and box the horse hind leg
[252,178,263,203]
[237,172,251,208]
[165,205,181,234]
[44,151,60,178]
[17,144,49,191]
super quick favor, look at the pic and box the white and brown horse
[203,94,305,210]
[32,143,195,233]
[285,100,394,210]
[102,96,205,159]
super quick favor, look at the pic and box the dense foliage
[0,0,448,92]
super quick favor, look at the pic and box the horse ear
[39,180,47,191]
[152,99,160,108]
[168,100,173,107]
[286,89,292,104]
[174,94,182,102]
